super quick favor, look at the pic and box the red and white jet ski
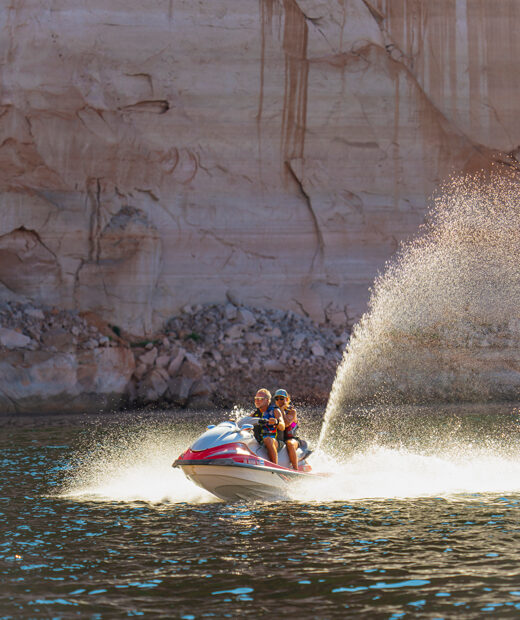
[172,416,319,501]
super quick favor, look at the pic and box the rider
[274,388,300,470]
[252,388,272,418]
[252,388,285,464]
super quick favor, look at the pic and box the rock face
[0,303,136,414]
[0,348,135,415]
[0,1,519,335]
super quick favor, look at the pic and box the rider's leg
[286,438,299,470]
[263,437,278,464]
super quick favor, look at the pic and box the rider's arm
[284,408,298,428]
[275,408,285,431]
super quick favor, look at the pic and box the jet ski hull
[177,460,306,501]
[173,418,319,502]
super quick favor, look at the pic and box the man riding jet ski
[172,388,318,501]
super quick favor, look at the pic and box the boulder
[167,376,194,405]
[264,359,284,372]
[139,347,158,367]
[190,378,211,397]
[0,327,33,349]
[155,354,170,368]
[311,342,325,357]
[225,324,245,340]
[237,308,255,327]
[155,366,170,382]
[224,303,238,320]
[226,291,243,307]
[167,348,186,376]
[137,368,168,403]
[292,333,306,350]
[211,350,222,362]
[245,332,262,345]
[133,363,148,381]
[180,353,204,380]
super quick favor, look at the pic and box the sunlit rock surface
[1,1,518,336]
[0,348,135,414]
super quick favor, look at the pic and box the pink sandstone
[0,1,518,337]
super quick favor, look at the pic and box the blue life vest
[252,405,279,443]
[261,405,278,437]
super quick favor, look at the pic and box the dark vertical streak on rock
[281,0,309,166]
[73,258,85,308]
[258,1,282,183]
[257,0,273,179]
[257,0,274,128]
[87,178,102,263]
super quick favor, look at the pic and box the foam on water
[59,410,520,504]
[290,444,520,501]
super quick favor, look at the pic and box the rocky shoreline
[0,301,349,415]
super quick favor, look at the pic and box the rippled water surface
[3,407,520,618]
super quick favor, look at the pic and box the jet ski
[172,416,321,501]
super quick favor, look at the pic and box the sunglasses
[274,396,286,401]
[255,395,267,400]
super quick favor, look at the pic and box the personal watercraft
[172,416,320,501]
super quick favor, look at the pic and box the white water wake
[291,445,520,502]
[60,430,520,504]
[59,428,218,504]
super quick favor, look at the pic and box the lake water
[3,405,520,618]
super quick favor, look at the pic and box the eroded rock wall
[0,1,518,336]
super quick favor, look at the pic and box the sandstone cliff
[1,1,519,336]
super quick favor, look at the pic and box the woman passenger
[273,389,300,470]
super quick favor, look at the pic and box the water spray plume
[60,425,218,504]
[320,171,520,447]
